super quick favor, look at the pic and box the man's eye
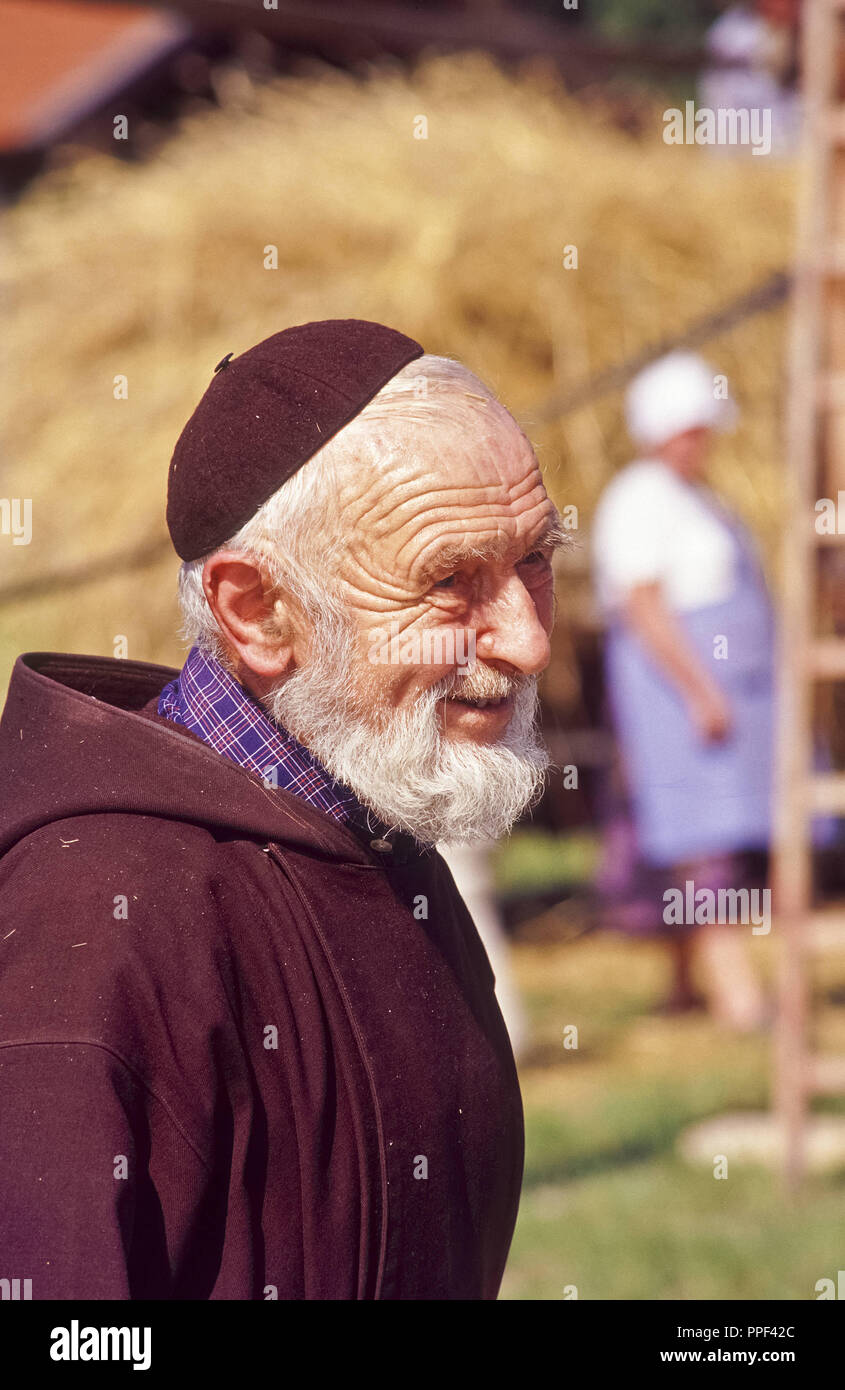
[433,573,458,589]
[520,551,546,566]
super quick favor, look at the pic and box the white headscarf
[625,350,738,451]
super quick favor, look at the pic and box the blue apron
[605,504,774,868]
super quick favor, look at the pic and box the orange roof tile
[0,1,189,151]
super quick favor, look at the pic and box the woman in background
[592,352,771,1032]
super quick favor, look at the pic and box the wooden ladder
[775,0,845,1189]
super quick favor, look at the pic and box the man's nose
[472,576,552,676]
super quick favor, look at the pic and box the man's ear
[202,552,302,680]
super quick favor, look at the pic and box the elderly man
[0,319,563,1300]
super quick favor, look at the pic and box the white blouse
[591,460,738,616]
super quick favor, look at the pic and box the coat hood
[0,652,419,865]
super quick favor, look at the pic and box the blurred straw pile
[0,52,796,680]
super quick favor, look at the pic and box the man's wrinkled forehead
[336,409,554,590]
[345,404,544,518]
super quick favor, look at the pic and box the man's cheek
[532,586,555,632]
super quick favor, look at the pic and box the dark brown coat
[0,652,523,1299]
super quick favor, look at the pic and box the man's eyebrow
[416,510,569,586]
[537,509,570,551]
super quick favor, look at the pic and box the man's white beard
[262,611,549,845]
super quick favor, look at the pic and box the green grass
[501,930,845,1301]
[493,829,600,895]
[505,1157,845,1301]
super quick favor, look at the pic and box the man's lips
[444,693,514,717]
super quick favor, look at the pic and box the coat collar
[0,653,430,868]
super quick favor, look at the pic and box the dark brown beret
[167,318,424,561]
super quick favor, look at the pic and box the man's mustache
[440,666,532,704]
